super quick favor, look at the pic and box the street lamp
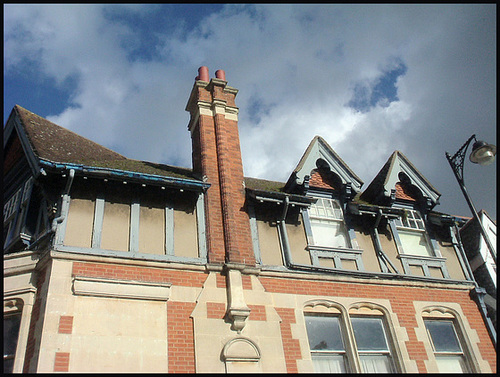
[445,134,496,263]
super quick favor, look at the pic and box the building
[459,210,497,331]
[3,67,496,373]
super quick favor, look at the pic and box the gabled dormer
[282,136,366,270]
[359,151,452,279]
[359,150,440,212]
[285,136,363,200]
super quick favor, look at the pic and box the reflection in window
[351,317,393,373]
[309,198,350,248]
[4,313,21,373]
[425,320,468,373]
[305,315,347,372]
[305,314,395,373]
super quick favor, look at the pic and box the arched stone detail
[348,301,387,316]
[421,305,459,318]
[222,337,261,362]
[303,299,346,314]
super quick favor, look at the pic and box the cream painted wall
[173,208,198,258]
[64,198,95,248]
[256,220,282,266]
[101,202,130,252]
[139,204,165,255]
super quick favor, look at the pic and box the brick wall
[72,261,207,287]
[275,307,301,373]
[168,302,196,373]
[259,276,496,373]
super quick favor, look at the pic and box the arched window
[304,301,399,373]
[421,306,477,373]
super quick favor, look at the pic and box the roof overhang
[38,159,210,192]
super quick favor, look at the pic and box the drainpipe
[451,223,475,282]
[372,209,400,274]
[471,287,497,349]
[278,196,293,266]
[51,169,75,243]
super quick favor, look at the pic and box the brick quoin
[58,316,73,334]
[248,305,267,321]
[168,302,196,373]
[275,307,301,373]
[260,277,496,373]
[207,302,226,319]
[53,352,70,372]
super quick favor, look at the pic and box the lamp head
[470,140,496,165]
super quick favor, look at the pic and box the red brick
[54,352,70,372]
[58,315,73,334]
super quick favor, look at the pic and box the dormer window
[309,198,350,248]
[393,209,434,257]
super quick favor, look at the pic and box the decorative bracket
[225,266,251,333]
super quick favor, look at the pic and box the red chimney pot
[197,66,209,82]
[215,69,226,81]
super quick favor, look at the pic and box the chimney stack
[186,68,255,266]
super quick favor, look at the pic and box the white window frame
[308,197,351,249]
[303,197,364,271]
[390,208,450,279]
[393,209,434,257]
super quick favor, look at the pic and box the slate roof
[11,105,198,181]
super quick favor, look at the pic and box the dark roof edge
[38,159,210,191]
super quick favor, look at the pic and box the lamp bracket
[445,134,476,184]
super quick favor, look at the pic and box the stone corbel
[225,267,250,333]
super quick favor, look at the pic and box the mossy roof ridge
[75,159,197,180]
[244,177,286,193]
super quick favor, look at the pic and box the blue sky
[4,4,496,219]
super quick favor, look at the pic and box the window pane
[312,354,347,373]
[4,314,21,357]
[311,220,349,248]
[359,355,393,373]
[436,356,467,373]
[351,317,389,351]
[397,229,433,256]
[305,315,345,351]
[425,321,462,353]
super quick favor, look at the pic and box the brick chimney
[186,67,255,266]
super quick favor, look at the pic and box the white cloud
[4,4,496,218]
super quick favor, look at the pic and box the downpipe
[51,169,75,234]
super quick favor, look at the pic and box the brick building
[3,67,496,373]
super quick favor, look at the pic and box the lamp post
[445,134,496,263]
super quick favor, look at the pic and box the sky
[4,4,497,220]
